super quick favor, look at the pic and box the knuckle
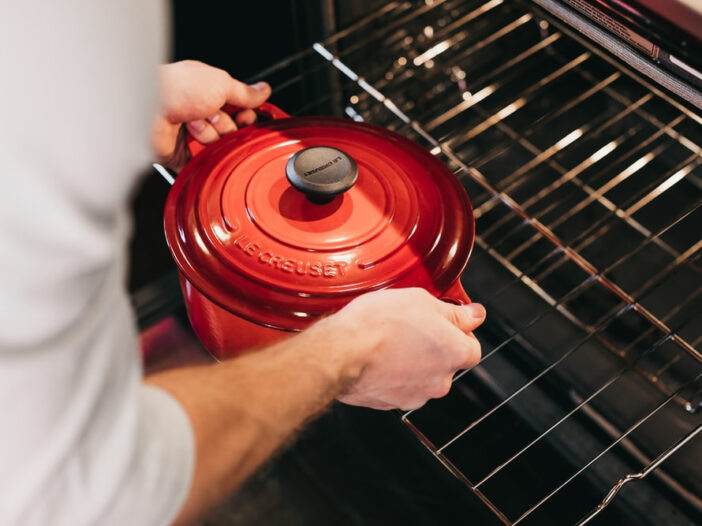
[430,378,452,399]
[427,385,441,399]
[446,335,466,360]
[446,308,463,328]
[446,338,472,370]
[462,336,481,368]
[216,115,236,133]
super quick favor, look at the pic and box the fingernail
[465,303,486,319]
[189,120,206,133]
[251,81,269,92]
[208,113,220,124]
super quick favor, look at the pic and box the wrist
[302,312,372,396]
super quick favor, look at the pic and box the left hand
[153,60,271,171]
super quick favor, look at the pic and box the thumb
[225,78,271,109]
[441,302,486,334]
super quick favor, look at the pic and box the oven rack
[248,1,702,523]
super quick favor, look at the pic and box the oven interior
[135,1,702,524]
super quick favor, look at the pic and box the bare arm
[147,289,485,525]
[145,320,353,525]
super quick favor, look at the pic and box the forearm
[145,317,362,525]
[145,288,485,525]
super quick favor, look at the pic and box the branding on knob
[286,146,358,204]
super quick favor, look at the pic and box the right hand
[322,288,485,411]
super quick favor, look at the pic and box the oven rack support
[576,422,702,525]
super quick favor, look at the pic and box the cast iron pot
[164,103,475,359]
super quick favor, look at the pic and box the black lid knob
[285,146,358,204]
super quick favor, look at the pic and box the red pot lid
[164,112,474,330]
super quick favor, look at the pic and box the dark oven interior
[132,1,702,524]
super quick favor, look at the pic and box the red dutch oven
[164,103,475,360]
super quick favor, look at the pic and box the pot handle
[440,280,471,305]
[186,102,290,157]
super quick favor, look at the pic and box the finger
[398,397,431,411]
[440,302,486,334]
[186,119,220,145]
[152,114,181,161]
[225,79,271,109]
[161,125,191,172]
[208,111,237,136]
[428,376,454,400]
[234,108,257,127]
[439,321,482,370]
[456,332,481,370]
[365,388,429,411]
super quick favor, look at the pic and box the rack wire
[251,1,702,523]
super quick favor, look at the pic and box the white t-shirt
[0,2,194,525]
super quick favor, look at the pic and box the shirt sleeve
[0,1,195,525]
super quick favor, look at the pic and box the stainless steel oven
[137,1,702,523]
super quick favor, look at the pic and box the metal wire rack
[250,1,702,523]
